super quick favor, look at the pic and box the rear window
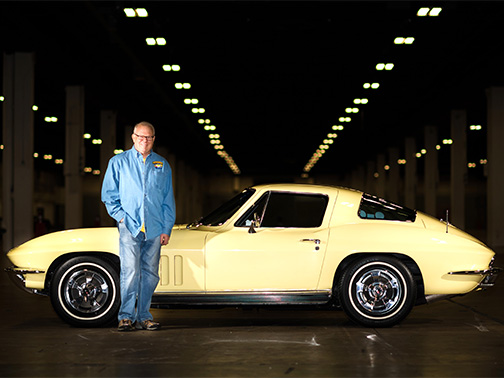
[358,194,416,222]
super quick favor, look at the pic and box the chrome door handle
[300,238,321,251]
[300,239,321,245]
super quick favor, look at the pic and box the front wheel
[50,256,120,327]
[338,256,416,327]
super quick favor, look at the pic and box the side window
[236,192,328,228]
[358,194,416,222]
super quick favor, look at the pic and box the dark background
[1,1,502,180]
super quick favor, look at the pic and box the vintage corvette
[5,183,501,328]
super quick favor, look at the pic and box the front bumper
[4,267,47,295]
[448,258,502,289]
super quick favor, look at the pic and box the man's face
[132,125,155,157]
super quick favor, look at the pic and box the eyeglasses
[134,133,155,141]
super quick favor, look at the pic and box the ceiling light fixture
[417,7,442,17]
[353,98,368,104]
[163,65,181,71]
[175,83,191,89]
[376,63,394,71]
[363,82,380,89]
[184,98,199,104]
[124,8,148,17]
[147,38,166,46]
[135,8,148,17]
[394,37,415,45]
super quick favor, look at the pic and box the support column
[100,110,117,227]
[64,86,85,229]
[376,154,385,198]
[450,110,467,229]
[405,137,417,209]
[365,161,375,195]
[424,126,438,216]
[350,165,365,192]
[486,87,504,250]
[2,52,35,249]
[387,147,399,203]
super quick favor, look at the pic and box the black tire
[50,256,120,327]
[338,256,416,327]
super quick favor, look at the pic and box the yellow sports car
[6,184,501,327]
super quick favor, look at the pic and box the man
[101,121,176,331]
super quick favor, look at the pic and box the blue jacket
[101,147,176,239]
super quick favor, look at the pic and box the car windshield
[198,188,256,226]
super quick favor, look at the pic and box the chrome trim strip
[448,260,501,289]
[151,290,332,306]
[4,267,46,295]
[5,267,45,275]
[153,289,331,295]
[448,267,502,276]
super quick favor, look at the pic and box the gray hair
[133,121,155,136]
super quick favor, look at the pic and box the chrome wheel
[50,256,120,327]
[338,256,416,327]
[63,267,113,314]
[353,266,402,315]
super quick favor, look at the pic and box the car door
[205,191,332,291]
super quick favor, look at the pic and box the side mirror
[248,213,260,234]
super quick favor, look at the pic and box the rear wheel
[50,256,120,327]
[338,256,416,327]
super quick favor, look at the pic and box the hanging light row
[196,118,240,174]
[302,7,441,175]
[125,7,241,175]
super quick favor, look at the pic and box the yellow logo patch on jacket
[153,161,163,169]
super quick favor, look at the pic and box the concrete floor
[1,252,503,378]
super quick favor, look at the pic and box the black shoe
[135,319,161,331]
[118,319,135,332]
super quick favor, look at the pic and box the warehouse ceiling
[1,1,504,180]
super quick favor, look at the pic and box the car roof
[250,183,363,197]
